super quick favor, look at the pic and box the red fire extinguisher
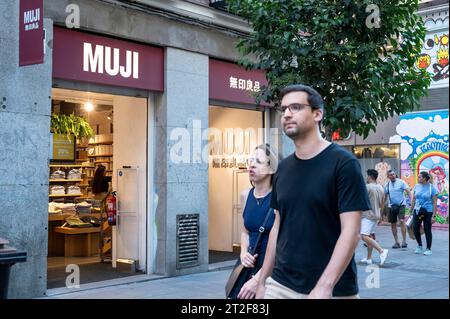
[106,191,117,226]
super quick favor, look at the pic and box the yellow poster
[52,134,75,161]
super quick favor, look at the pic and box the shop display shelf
[49,194,83,198]
[88,141,113,145]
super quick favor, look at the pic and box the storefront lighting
[84,101,94,112]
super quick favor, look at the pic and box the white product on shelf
[50,185,65,195]
[67,185,82,195]
[67,168,82,180]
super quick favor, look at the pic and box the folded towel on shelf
[50,185,65,195]
[50,170,66,179]
[67,169,82,180]
[76,201,92,214]
[48,202,62,214]
[49,202,76,214]
[67,185,82,195]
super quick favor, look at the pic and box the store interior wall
[208,106,263,252]
[112,96,148,271]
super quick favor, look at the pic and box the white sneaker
[423,249,432,256]
[414,246,423,254]
[360,258,373,265]
[380,249,389,266]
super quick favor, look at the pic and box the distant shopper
[92,165,111,196]
[384,170,412,249]
[360,169,389,266]
[410,171,438,256]
[229,144,279,299]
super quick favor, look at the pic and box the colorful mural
[390,110,449,224]
[416,15,449,88]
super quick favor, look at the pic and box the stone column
[0,1,53,298]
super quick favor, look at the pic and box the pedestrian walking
[227,144,278,299]
[410,171,438,255]
[360,169,389,266]
[384,170,412,249]
[255,84,371,299]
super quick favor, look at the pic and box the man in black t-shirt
[255,84,370,299]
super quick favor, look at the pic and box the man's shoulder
[328,143,358,162]
[328,143,359,168]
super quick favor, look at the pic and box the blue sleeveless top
[243,188,275,260]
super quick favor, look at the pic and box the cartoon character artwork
[416,29,449,87]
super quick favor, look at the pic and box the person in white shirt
[360,169,389,266]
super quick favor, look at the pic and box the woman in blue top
[410,171,438,255]
[231,144,278,299]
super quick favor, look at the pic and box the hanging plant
[51,113,94,139]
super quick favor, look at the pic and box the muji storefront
[207,59,273,259]
[47,26,163,288]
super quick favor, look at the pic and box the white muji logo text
[83,42,139,79]
[24,8,40,31]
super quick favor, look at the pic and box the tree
[227,0,432,139]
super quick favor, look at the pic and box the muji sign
[19,0,44,66]
[209,59,269,106]
[83,43,139,79]
[53,27,164,91]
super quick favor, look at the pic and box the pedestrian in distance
[360,169,389,266]
[384,170,412,249]
[410,171,438,256]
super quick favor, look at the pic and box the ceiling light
[84,102,94,112]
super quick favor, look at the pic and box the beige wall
[87,110,112,135]
[112,96,148,270]
[208,106,263,252]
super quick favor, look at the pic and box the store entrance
[47,88,148,289]
[208,106,264,264]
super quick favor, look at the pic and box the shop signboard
[51,134,76,161]
[209,59,270,106]
[390,110,449,224]
[53,27,164,91]
[19,0,44,66]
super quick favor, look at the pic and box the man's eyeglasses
[275,103,312,114]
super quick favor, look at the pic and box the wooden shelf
[88,154,113,157]
[88,141,113,145]
[95,161,112,164]
[49,164,95,168]
[49,194,83,198]
[49,179,82,183]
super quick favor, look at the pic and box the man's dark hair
[387,169,396,175]
[367,169,379,181]
[278,84,325,112]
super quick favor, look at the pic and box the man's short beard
[284,127,301,139]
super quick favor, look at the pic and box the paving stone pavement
[44,225,448,299]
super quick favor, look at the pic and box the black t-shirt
[270,143,370,296]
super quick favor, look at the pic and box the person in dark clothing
[92,165,111,195]
[228,144,279,299]
[255,84,370,299]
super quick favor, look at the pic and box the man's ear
[314,108,324,123]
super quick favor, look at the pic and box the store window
[345,144,400,186]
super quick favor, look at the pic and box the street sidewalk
[43,225,448,299]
